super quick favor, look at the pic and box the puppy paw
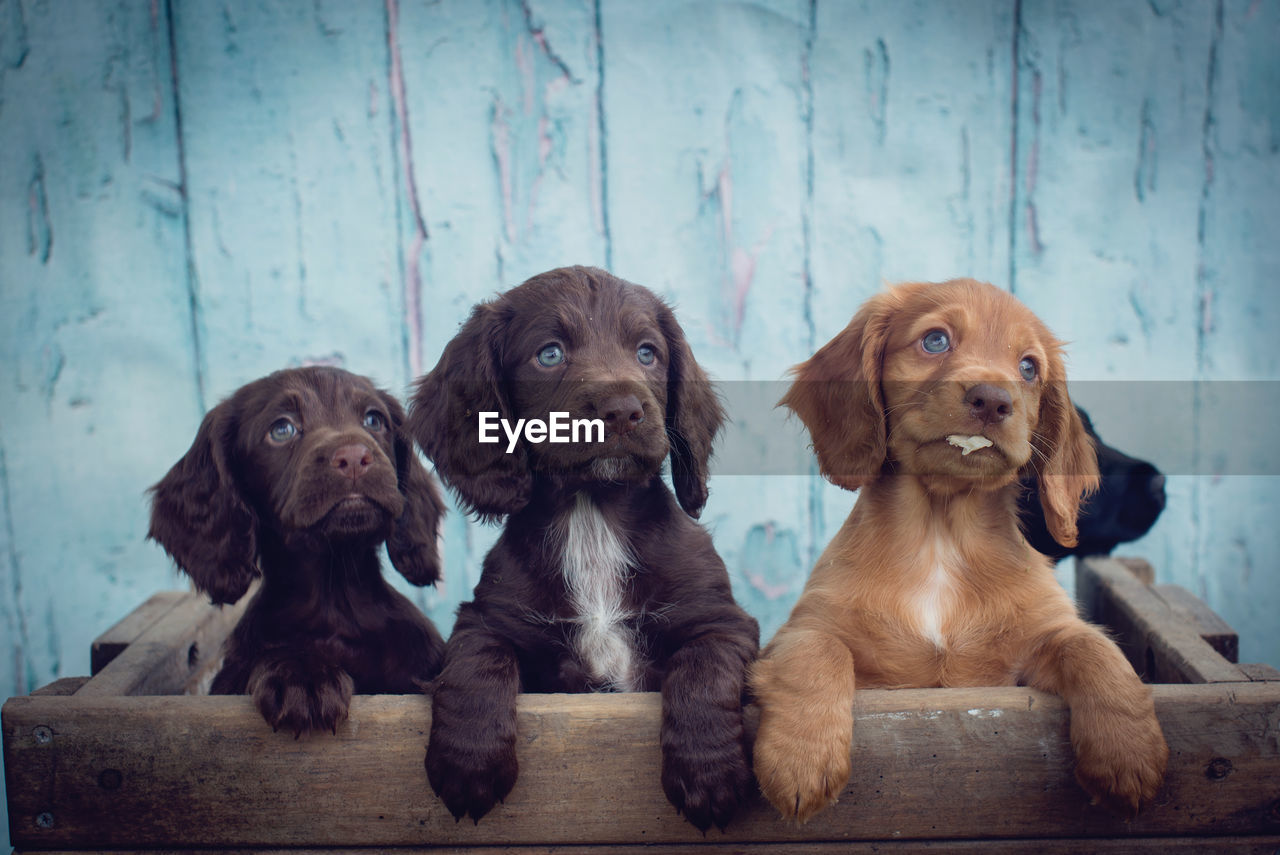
[249,662,354,737]
[425,717,518,823]
[1073,707,1168,817]
[661,731,752,832]
[753,714,851,823]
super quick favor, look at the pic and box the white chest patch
[556,494,639,691]
[908,533,962,648]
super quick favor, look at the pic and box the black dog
[1020,407,1166,560]
[149,366,446,736]
[409,266,759,830]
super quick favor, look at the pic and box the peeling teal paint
[2,0,1279,840]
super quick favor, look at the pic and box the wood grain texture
[598,0,816,640]
[5,684,1280,849]
[0,0,196,702]
[75,590,249,698]
[17,839,1280,855]
[169,0,407,397]
[90,590,186,675]
[390,0,607,625]
[1078,557,1248,684]
[1154,583,1240,664]
[2,0,1279,806]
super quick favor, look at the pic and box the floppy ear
[380,390,446,586]
[148,400,260,604]
[1031,356,1101,548]
[780,293,894,491]
[408,302,531,521]
[657,304,725,518]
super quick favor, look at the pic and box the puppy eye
[1019,357,1038,382]
[363,410,387,431]
[267,419,298,443]
[921,330,951,354]
[536,344,565,367]
[636,344,656,366]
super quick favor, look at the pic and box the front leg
[245,653,354,737]
[425,604,521,823]
[1021,621,1168,816]
[748,625,856,823]
[660,624,757,832]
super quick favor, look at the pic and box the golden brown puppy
[749,279,1167,822]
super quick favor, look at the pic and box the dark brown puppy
[410,266,758,830]
[150,366,446,736]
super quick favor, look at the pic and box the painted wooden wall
[2,1,1277,829]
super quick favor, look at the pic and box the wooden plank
[29,678,89,698]
[1118,557,1157,586]
[1078,557,1248,684]
[598,0,820,641]
[4,684,1278,849]
[392,0,606,638]
[1193,0,1280,672]
[74,589,251,698]
[20,839,1280,855]
[170,0,406,392]
[1154,583,1240,664]
[0,0,197,701]
[90,591,188,675]
[1238,662,1280,682]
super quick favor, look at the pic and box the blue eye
[363,410,386,431]
[1019,357,1038,382]
[637,344,656,366]
[268,419,297,443]
[537,344,565,367]
[922,330,951,354]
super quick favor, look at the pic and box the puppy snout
[331,444,373,482]
[599,394,645,436]
[963,383,1013,426]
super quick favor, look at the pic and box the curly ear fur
[1032,357,1101,548]
[657,304,725,518]
[148,400,260,604]
[780,293,895,491]
[380,390,446,586]
[409,303,532,521]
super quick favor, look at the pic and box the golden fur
[749,279,1167,821]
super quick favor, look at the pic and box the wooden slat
[5,684,1279,850]
[1154,583,1240,664]
[90,591,188,675]
[21,839,1280,855]
[29,678,90,697]
[74,588,252,698]
[1077,557,1248,684]
[1238,662,1280,682]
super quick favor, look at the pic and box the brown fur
[749,279,1167,821]
[149,367,446,736]
[408,267,758,830]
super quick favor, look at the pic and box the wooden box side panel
[1077,557,1250,684]
[5,685,1280,850]
[79,587,253,698]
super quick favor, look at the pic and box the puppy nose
[331,444,373,482]
[963,383,1013,425]
[599,395,644,436]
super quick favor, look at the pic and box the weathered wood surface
[1155,582,1241,664]
[17,839,1280,855]
[6,684,1280,850]
[89,591,186,675]
[75,590,249,699]
[1078,557,1251,685]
